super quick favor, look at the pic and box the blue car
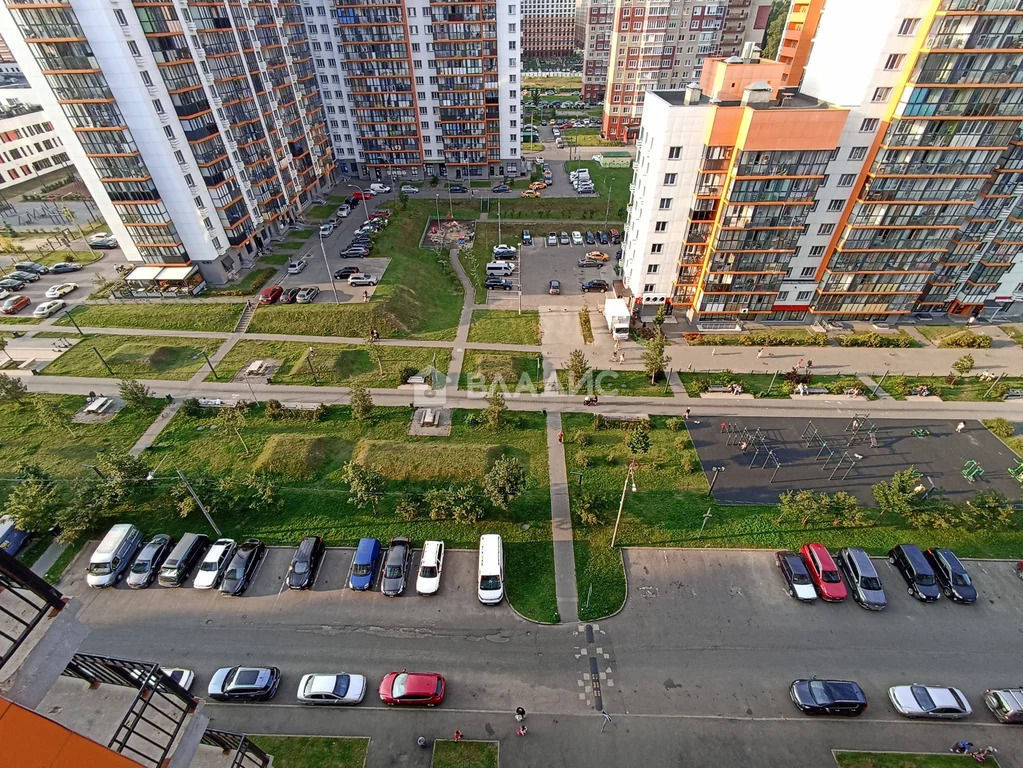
[349,537,382,590]
[491,184,510,193]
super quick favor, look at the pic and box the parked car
[889,544,940,602]
[126,534,173,589]
[0,515,30,557]
[259,286,283,305]
[609,229,621,243]
[799,543,847,601]
[836,547,887,610]
[790,679,868,716]
[529,182,547,191]
[577,257,603,268]
[336,204,351,218]
[491,184,510,193]
[0,278,24,292]
[598,231,610,245]
[298,673,368,705]
[45,282,78,298]
[33,300,65,318]
[220,538,266,596]
[984,688,1023,723]
[348,273,379,286]
[88,233,118,249]
[208,666,281,701]
[318,224,334,238]
[520,189,541,198]
[378,671,446,706]
[14,261,48,275]
[549,279,561,295]
[571,231,584,245]
[162,668,196,693]
[287,260,307,275]
[926,548,976,603]
[351,189,373,200]
[1,295,30,314]
[521,229,532,245]
[296,286,320,304]
[547,232,558,246]
[400,184,420,194]
[485,277,514,291]
[582,280,609,293]
[158,533,209,587]
[341,248,369,258]
[334,266,360,280]
[349,537,382,590]
[287,536,325,590]
[370,183,391,194]
[416,540,444,595]
[50,262,83,274]
[492,245,517,260]
[280,286,301,304]
[193,538,237,589]
[381,537,413,597]
[889,684,972,719]
[449,185,468,193]
[585,250,610,262]
[9,270,40,283]
[585,231,596,245]
[775,550,816,602]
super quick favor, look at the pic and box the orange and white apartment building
[621,0,1023,322]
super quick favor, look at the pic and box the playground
[420,218,475,250]
[688,416,1023,507]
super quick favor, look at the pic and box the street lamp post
[306,346,319,384]
[697,509,713,539]
[708,466,725,496]
[435,193,440,225]
[610,459,638,548]
[348,184,371,222]
[319,233,339,304]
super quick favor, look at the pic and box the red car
[799,543,848,602]
[351,189,373,200]
[258,285,283,305]
[1,295,30,314]
[378,671,446,707]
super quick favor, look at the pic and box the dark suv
[888,544,940,602]
[926,548,977,604]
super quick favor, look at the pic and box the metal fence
[201,729,272,768]
[0,548,67,671]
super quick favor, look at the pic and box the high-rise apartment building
[578,0,614,101]
[600,0,772,142]
[523,0,578,58]
[0,101,72,190]
[1,0,336,284]
[620,0,1023,322]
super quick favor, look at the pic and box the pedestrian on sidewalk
[797,358,804,370]
[454,731,462,742]
[806,359,813,372]
[684,408,691,420]
[619,351,626,363]
[557,431,563,443]
[516,725,528,737]
[418,737,429,748]
[952,740,973,754]
[957,421,966,433]
[515,706,526,721]
[756,347,764,359]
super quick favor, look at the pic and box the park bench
[198,397,226,407]
[245,360,266,376]
[421,409,437,427]
[806,386,829,394]
[697,322,742,332]
[406,375,427,385]
[843,387,863,396]
[16,358,35,371]
[1005,389,1023,399]
[707,385,732,393]
[84,397,113,414]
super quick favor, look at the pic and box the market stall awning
[125,266,163,281]
[155,265,198,281]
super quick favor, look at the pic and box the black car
[521,229,532,246]
[775,550,816,602]
[334,266,360,279]
[485,277,514,291]
[449,185,468,193]
[287,536,325,590]
[208,666,281,701]
[220,538,266,596]
[790,679,868,716]
[9,270,40,283]
[491,184,510,193]
[280,286,301,303]
[345,196,358,207]
[926,548,977,604]
[50,262,83,274]
[598,231,609,245]
[126,534,173,589]
[585,231,596,245]
[381,537,413,597]
[0,278,25,291]
[14,261,48,275]
[888,544,940,602]
[582,280,609,293]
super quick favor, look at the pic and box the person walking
[417,737,429,748]
[951,740,973,754]
[684,408,691,420]
[557,431,563,443]
[515,706,526,721]
[516,725,528,737]
[796,358,804,370]
[756,347,764,359]
[453,731,462,742]
[806,359,813,371]
[956,421,966,433]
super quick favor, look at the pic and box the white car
[193,538,237,589]
[163,667,196,693]
[296,286,320,303]
[571,231,584,245]
[297,673,367,705]
[33,300,65,318]
[287,260,307,275]
[0,289,9,301]
[492,244,517,258]
[415,540,444,595]
[369,184,391,194]
[348,273,379,286]
[319,223,334,238]
[45,282,78,299]
[888,685,972,719]
[336,205,350,218]
[400,184,420,194]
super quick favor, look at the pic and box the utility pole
[176,469,222,536]
[65,307,85,337]
[320,235,339,304]
[201,348,218,380]
[92,346,113,375]
[610,459,638,548]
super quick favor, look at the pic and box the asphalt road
[58,544,1023,767]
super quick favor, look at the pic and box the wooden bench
[407,375,427,385]
[198,397,225,407]
[84,396,112,414]
[806,386,829,395]
[421,408,437,427]
[17,358,35,371]
[707,385,732,393]
[245,360,266,376]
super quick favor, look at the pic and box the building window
[883,53,905,70]
[817,223,835,235]
[659,198,672,209]
[644,283,656,292]
[809,245,825,257]
[898,18,920,36]
[194,196,204,208]
[663,173,677,185]
[114,8,128,25]
[651,243,663,253]
[655,221,667,232]
[860,118,879,132]
[776,291,789,301]
[801,266,816,277]
[647,264,659,273]
[849,146,868,160]
[872,87,892,102]
[838,173,856,186]
[668,146,682,159]
[163,126,174,139]
[184,173,194,186]
[796,290,812,301]
[827,199,843,211]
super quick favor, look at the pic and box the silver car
[380,537,412,596]
[836,547,887,610]
[889,685,972,719]
[297,673,367,705]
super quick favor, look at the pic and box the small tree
[451,483,486,523]
[349,384,374,421]
[35,396,76,438]
[94,451,150,509]
[340,461,383,514]
[872,467,923,520]
[482,455,527,511]
[642,336,669,384]
[627,422,651,455]
[425,487,456,520]
[483,390,507,430]
[950,353,975,383]
[216,406,250,455]
[395,493,424,521]
[2,466,59,533]
[959,490,1015,531]
[576,492,602,526]
[0,372,28,405]
[653,303,667,337]
[118,378,151,409]
[397,190,409,210]
[181,397,204,419]
[567,349,590,388]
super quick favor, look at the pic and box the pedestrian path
[858,375,893,400]
[233,302,256,333]
[30,540,67,578]
[446,247,474,393]
[130,398,183,456]
[545,411,578,623]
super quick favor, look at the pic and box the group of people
[418,707,528,748]
[952,741,998,762]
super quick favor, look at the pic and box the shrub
[666,417,684,432]
[606,451,617,465]
[399,366,418,383]
[464,411,483,427]
[574,431,590,447]
[575,449,591,468]
[984,418,1015,439]
[264,399,285,420]
[939,330,992,348]
[395,493,424,521]
[674,435,690,451]
[692,378,710,392]
[181,397,205,419]
[838,332,912,348]
[593,413,603,430]
[310,403,329,422]
[886,375,907,397]
[680,454,697,473]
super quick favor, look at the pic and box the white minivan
[87,524,144,588]
[485,261,516,276]
[477,534,504,605]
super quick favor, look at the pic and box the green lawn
[0,315,40,325]
[1001,324,1023,345]
[678,372,873,399]
[205,267,275,297]
[835,753,1000,768]
[563,129,622,146]
[135,406,558,622]
[252,736,369,768]
[556,369,672,397]
[247,201,467,341]
[46,538,87,584]
[886,374,1023,401]
[522,142,544,152]
[58,303,244,333]
[0,395,164,477]
[305,204,337,221]
[432,740,499,768]
[916,325,967,344]
[210,338,451,388]
[259,253,290,266]
[40,335,210,380]
[459,349,544,392]
[26,249,104,267]
[468,310,541,345]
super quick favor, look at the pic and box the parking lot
[1,247,124,316]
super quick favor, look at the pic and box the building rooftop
[651,88,833,111]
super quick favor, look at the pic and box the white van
[87,524,144,588]
[477,534,504,605]
[369,183,391,194]
[485,261,516,276]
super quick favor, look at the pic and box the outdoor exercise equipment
[845,413,878,446]
[1009,459,1023,484]
[962,460,984,483]
[760,449,782,483]
[910,428,931,437]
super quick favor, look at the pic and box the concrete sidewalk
[546,411,578,624]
